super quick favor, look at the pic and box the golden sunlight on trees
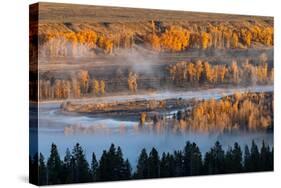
[128,72,138,93]
[37,23,273,58]
[187,92,272,133]
[230,61,240,84]
[97,35,113,54]
[201,32,210,49]
[77,70,89,95]
[232,32,239,48]
[92,79,100,96]
[148,34,161,51]
[167,59,272,86]
[100,80,106,96]
[159,26,190,52]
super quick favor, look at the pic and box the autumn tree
[100,80,106,96]
[92,79,100,96]
[159,26,190,52]
[201,32,210,49]
[77,70,89,95]
[128,72,138,93]
[232,32,239,48]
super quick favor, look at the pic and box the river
[30,85,273,169]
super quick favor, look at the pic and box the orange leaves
[147,24,274,51]
[201,32,210,49]
[148,34,161,51]
[240,28,252,47]
[128,72,138,93]
[232,32,239,48]
[160,26,190,52]
[189,92,272,132]
[169,58,272,86]
[97,35,113,54]
[149,26,190,52]
[77,70,89,94]
[92,79,106,96]
[41,30,114,56]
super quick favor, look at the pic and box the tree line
[37,22,273,57]
[38,70,139,100]
[167,59,273,86]
[148,24,273,52]
[38,57,273,101]
[170,92,273,133]
[30,140,273,185]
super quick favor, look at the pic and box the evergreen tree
[244,145,251,172]
[260,141,273,171]
[91,152,98,181]
[61,148,73,183]
[38,153,47,185]
[121,159,132,180]
[173,150,184,176]
[47,143,62,184]
[72,143,91,183]
[232,142,243,172]
[97,150,110,181]
[160,152,169,177]
[97,144,129,181]
[148,147,160,178]
[136,148,149,179]
[250,140,260,171]
[203,141,225,174]
[225,143,242,173]
[183,142,202,176]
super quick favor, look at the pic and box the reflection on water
[33,86,274,169]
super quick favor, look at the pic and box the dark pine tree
[225,142,242,173]
[250,140,260,171]
[72,143,91,183]
[203,141,225,174]
[173,150,184,176]
[148,147,160,178]
[47,143,62,185]
[160,152,169,177]
[244,145,251,172]
[38,153,47,185]
[121,159,132,180]
[183,142,203,176]
[61,148,73,183]
[136,148,149,179]
[97,150,110,181]
[260,141,273,171]
[91,152,98,181]
[97,144,129,181]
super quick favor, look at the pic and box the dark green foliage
[38,153,47,185]
[61,148,73,183]
[244,145,251,172]
[160,152,175,177]
[31,140,273,185]
[148,147,160,178]
[173,150,184,176]
[136,148,149,179]
[183,142,203,176]
[47,143,62,184]
[203,141,225,174]
[91,152,98,181]
[72,143,91,183]
[225,142,242,173]
[98,144,131,181]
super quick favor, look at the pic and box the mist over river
[30,85,273,169]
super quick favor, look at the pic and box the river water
[30,85,273,169]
